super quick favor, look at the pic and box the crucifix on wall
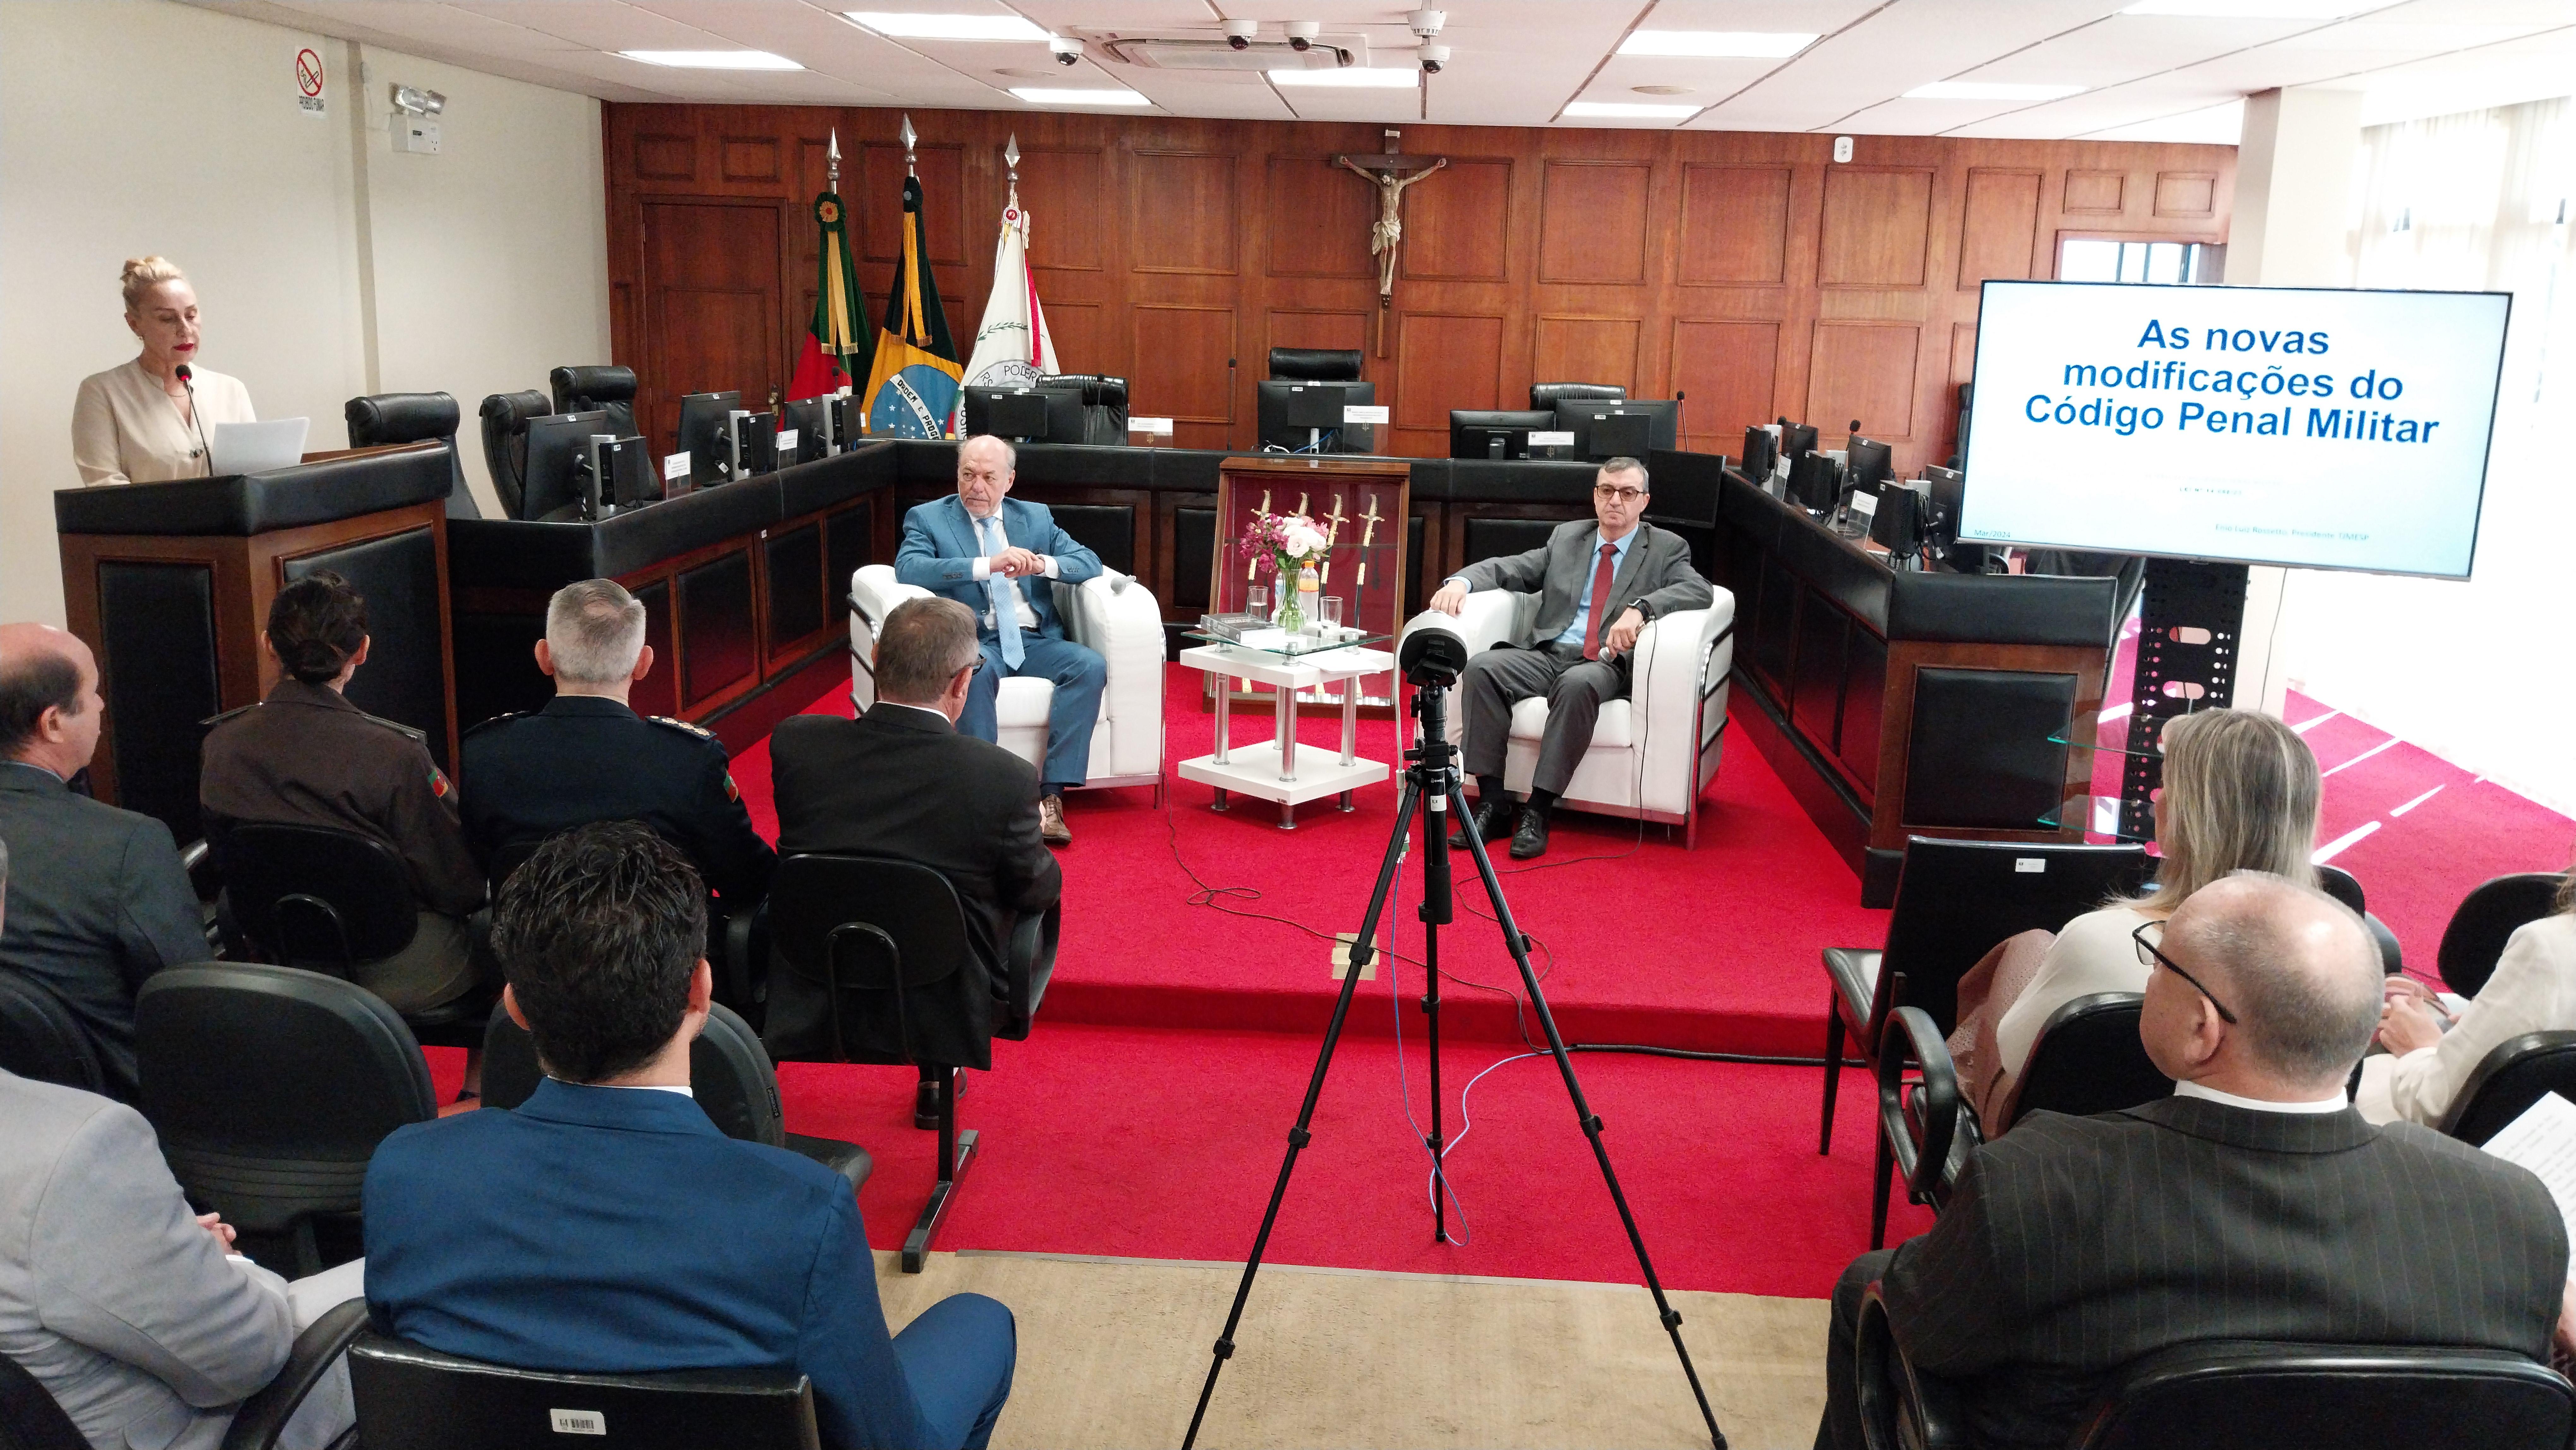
[1335,128,1446,357]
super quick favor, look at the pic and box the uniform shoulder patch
[199,702,261,728]
[649,715,718,741]
[429,765,453,798]
[357,710,431,745]
[461,711,527,738]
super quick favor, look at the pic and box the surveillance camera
[1222,18,1257,49]
[1406,8,1446,39]
[1049,35,1082,66]
[1418,43,1447,75]
[1285,21,1320,51]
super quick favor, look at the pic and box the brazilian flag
[862,174,962,438]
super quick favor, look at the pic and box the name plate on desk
[774,429,798,452]
[1130,416,1175,435]
[1343,404,1390,425]
[1530,430,1575,448]
[664,451,690,482]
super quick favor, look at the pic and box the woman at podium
[70,256,256,486]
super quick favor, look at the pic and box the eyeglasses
[1593,485,1647,502]
[2132,919,2236,1024]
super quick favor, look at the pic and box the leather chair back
[2438,1030,2576,1146]
[347,392,476,519]
[549,364,639,439]
[1996,992,2168,1132]
[0,971,105,1095]
[1529,382,1626,409]
[348,1333,821,1450]
[1267,347,1361,382]
[1877,838,2152,1039]
[134,962,435,1238]
[2316,864,2364,915]
[0,1346,87,1450]
[2073,1341,2574,1450]
[219,822,420,974]
[480,1001,789,1149]
[2439,873,2564,999]
[1037,372,1130,443]
[478,390,553,520]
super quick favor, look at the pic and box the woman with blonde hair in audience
[1950,707,2322,1122]
[2361,862,2576,1126]
[71,256,257,486]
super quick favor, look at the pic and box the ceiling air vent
[1099,37,1357,72]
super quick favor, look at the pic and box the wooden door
[641,200,784,452]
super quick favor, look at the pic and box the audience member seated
[362,822,1016,1450]
[895,434,1106,847]
[200,572,485,1014]
[460,578,774,914]
[0,621,204,1102]
[1953,707,2321,1121]
[766,597,1060,1120]
[2,827,360,1450]
[1817,871,2569,1450]
[1428,457,1713,860]
[2363,866,2576,1125]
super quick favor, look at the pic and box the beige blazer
[2360,913,2576,1126]
[71,357,256,486]
[1991,903,2156,1085]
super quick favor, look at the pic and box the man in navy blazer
[895,434,1104,845]
[363,822,1016,1450]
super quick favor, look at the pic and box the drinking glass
[1247,583,1269,617]
[1321,596,1344,632]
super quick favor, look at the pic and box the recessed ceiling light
[2120,0,2356,16]
[1010,87,1151,107]
[621,50,803,70]
[1632,85,1696,96]
[845,12,1052,42]
[1270,68,1419,88]
[1905,81,2087,101]
[1618,30,1819,59]
[1565,100,1699,119]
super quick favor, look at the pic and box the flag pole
[1004,132,1020,212]
[900,113,917,179]
[827,126,839,189]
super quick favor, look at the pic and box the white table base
[1175,644,1394,829]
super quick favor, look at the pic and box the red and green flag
[860,174,963,437]
[787,189,864,402]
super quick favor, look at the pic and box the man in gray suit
[0,621,206,1101]
[0,837,358,1450]
[1427,457,1712,859]
[1818,872,2570,1450]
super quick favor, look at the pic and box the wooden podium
[53,444,458,845]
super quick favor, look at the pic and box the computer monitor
[1740,424,1778,483]
[1844,430,1893,493]
[722,409,777,479]
[1920,465,1966,546]
[1553,399,1678,461]
[1026,380,1101,444]
[674,391,740,485]
[1788,451,1841,513]
[1256,380,1375,452]
[963,387,1056,442]
[1449,409,1555,460]
[1870,480,1927,559]
[780,397,850,464]
[518,410,610,521]
[593,435,656,512]
[1777,418,1819,461]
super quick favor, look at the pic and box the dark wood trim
[1870,638,2106,856]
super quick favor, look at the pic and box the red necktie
[1583,541,1619,661]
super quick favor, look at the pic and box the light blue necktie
[982,513,1024,669]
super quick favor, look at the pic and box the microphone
[175,363,213,475]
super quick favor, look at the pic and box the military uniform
[458,695,776,911]
[199,678,486,1013]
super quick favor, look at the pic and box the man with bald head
[0,623,205,1100]
[893,434,1105,846]
[1816,871,2568,1450]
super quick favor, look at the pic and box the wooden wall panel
[1959,168,2042,290]
[602,105,2234,472]
[1820,169,1934,288]
[1131,151,1238,275]
[1678,164,1791,285]
[1539,161,1651,284]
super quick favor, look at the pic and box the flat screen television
[518,411,609,521]
[1959,280,2509,578]
[1553,399,1678,460]
[1257,380,1375,452]
[1449,409,1555,460]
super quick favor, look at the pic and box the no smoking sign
[295,46,325,116]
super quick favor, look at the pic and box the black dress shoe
[914,1071,965,1129]
[1450,794,1515,850]
[1509,809,1552,860]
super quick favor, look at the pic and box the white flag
[952,202,1058,430]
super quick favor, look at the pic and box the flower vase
[1277,585,1304,634]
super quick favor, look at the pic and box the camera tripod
[1181,674,1726,1450]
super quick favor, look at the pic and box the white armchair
[848,565,1166,796]
[1398,587,1735,846]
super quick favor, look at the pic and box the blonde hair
[2130,708,2320,914]
[120,256,186,312]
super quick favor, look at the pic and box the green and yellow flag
[861,174,962,437]
[787,189,863,401]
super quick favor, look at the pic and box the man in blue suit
[363,822,1016,1450]
[895,434,1104,846]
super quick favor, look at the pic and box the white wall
[0,0,608,628]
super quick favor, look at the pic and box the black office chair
[218,821,494,1051]
[2311,864,2406,973]
[2436,1030,2576,1146]
[1036,372,1130,444]
[478,1000,871,1191]
[134,962,437,1275]
[0,970,104,1093]
[483,835,763,1022]
[221,1299,372,1450]
[348,1333,819,1450]
[1267,347,1362,382]
[1529,381,1627,409]
[763,854,1056,1271]
[477,389,553,519]
[347,391,476,519]
[549,364,640,440]
[2440,873,2566,999]
[1822,836,2151,1154]
[1857,1282,2576,1450]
